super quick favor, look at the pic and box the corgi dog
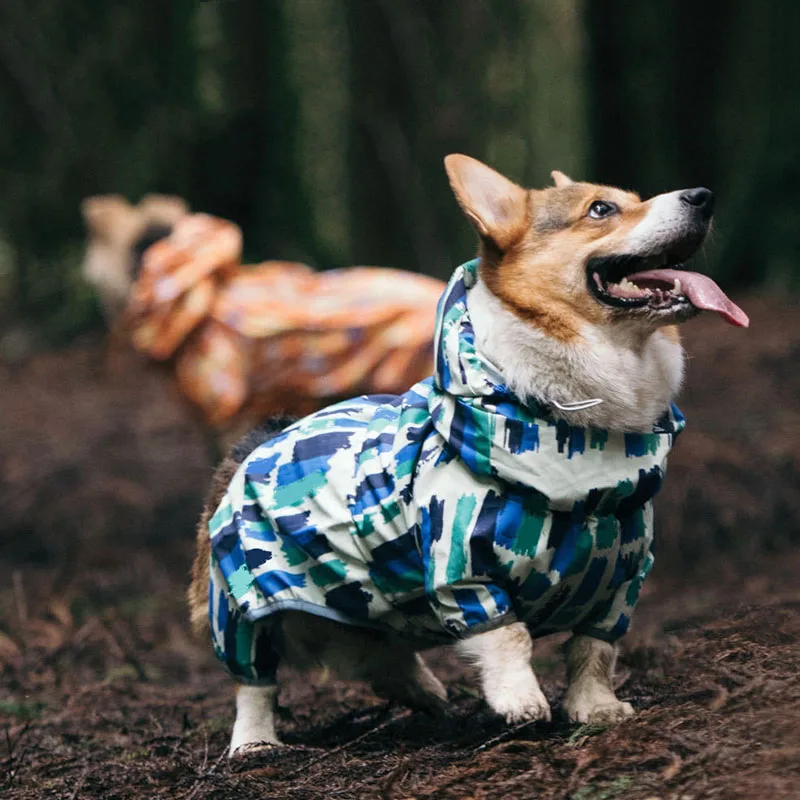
[81,196,445,454]
[189,155,748,756]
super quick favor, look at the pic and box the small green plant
[567,723,611,745]
[570,776,635,800]
[123,748,150,761]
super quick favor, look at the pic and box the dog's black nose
[680,187,714,220]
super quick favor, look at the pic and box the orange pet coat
[124,214,445,428]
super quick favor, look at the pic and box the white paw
[487,687,552,725]
[230,685,280,757]
[229,719,281,757]
[228,740,280,759]
[565,697,634,725]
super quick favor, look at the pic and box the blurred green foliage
[0,0,798,341]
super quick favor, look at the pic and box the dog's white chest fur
[467,277,685,432]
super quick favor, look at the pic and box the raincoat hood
[428,259,684,500]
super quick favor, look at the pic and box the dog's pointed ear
[138,194,190,225]
[444,154,528,250]
[81,195,136,241]
[550,170,574,188]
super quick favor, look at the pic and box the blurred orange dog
[81,196,445,450]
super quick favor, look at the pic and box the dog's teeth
[607,276,653,299]
[673,278,682,294]
[618,277,642,293]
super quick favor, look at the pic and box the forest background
[1,0,797,345]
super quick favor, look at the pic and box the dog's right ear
[138,194,190,226]
[444,154,528,250]
[551,170,574,188]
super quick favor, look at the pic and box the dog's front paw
[229,716,281,758]
[486,686,552,725]
[563,693,634,725]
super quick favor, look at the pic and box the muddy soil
[2,295,800,799]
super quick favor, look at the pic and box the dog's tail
[187,416,298,637]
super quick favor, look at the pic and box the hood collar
[428,259,684,483]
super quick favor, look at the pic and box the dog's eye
[588,200,618,219]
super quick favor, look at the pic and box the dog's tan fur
[188,452,238,636]
[190,156,720,755]
[446,156,658,345]
[82,194,188,320]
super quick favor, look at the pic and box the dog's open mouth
[587,253,749,327]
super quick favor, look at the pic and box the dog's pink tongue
[628,268,750,328]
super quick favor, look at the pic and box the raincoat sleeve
[206,475,284,685]
[427,578,518,637]
[419,485,520,638]
[209,552,279,685]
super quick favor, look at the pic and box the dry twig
[181,748,228,800]
[472,718,541,755]
[283,708,412,782]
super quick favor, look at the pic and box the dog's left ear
[551,170,574,188]
[81,195,138,242]
[444,154,528,250]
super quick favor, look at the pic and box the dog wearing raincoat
[189,155,749,754]
[81,196,445,453]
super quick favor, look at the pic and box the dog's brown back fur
[188,453,239,635]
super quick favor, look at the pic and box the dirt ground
[2,294,800,800]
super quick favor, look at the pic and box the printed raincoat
[207,259,684,683]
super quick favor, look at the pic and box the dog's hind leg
[280,612,448,715]
[562,635,633,724]
[457,623,552,724]
[229,683,280,756]
[226,617,284,757]
[366,650,449,715]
